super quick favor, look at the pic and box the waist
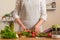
[22,19,39,27]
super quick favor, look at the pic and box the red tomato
[32,33,36,37]
[48,33,52,37]
[32,31,36,34]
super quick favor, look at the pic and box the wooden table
[0,32,60,40]
[0,37,60,40]
[19,37,60,40]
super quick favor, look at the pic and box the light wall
[0,0,16,18]
[0,0,60,31]
[0,0,17,31]
[43,0,60,30]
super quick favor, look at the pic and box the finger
[35,29,40,35]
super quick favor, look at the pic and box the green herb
[0,25,17,38]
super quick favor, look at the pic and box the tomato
[48,33,52,37]
[32,33,36,37]
[32,31,35,34]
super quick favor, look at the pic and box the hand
[34,25,40,35]
[21,27,31,32]
[26,29,31,32]
[21,26,27,31]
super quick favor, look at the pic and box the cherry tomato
[48,33,52,37]
[32,33,36,37]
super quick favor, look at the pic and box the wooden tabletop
[19,36,60,40]
[0,36,60,40]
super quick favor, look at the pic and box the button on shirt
[13,0,47,32]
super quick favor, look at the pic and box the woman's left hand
[34,25,40,35]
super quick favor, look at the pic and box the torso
[19,0,42,29]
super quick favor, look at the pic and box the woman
[13,0,47,34]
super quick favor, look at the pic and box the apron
[15,0,43,32]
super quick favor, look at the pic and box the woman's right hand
[21,26,31,32]
[15,18,27,32]
[21,26,27,31]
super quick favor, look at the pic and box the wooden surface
[19,36,60,40]
[0,36,60,40]
[0,32,60,40]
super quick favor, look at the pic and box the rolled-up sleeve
[13,10,20,19]
[41,0,47,21]
[13,0,21,19]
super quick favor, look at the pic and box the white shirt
[13,0,47,32]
